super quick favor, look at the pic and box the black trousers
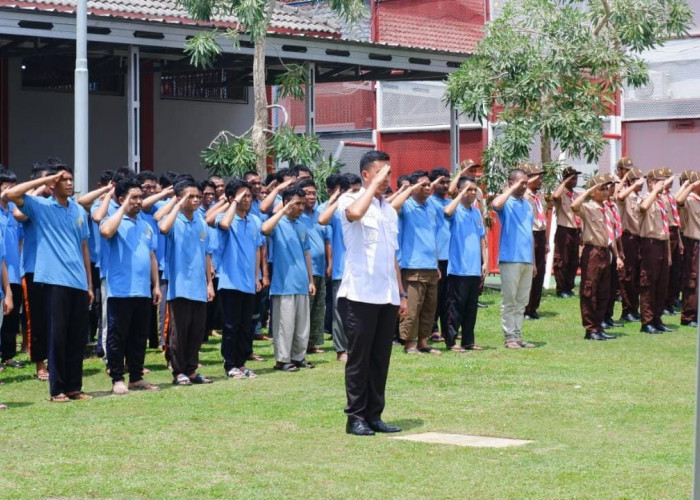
[88,263,101,343]
[168,298,206,377]
[220,289,256,371]
[107,297,151,383]
[433,259,449,333]
[324,279,333,334]
[0,283,23,361]
[205,277,223,337]
[338,298,398,423]
[24,273,48,363]
[45,285,89,397]
[446,275,481,347]
[526,231,547,315]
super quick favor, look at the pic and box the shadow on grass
[3,401,34,408]
[0,372,38,384]
[389,418,424,431]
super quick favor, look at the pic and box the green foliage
[312,154,344,202]
[268,125,323,166]
[445,0,693,194]
[201,135,257,177]
[183,30,222,69]
[274,63,307,101]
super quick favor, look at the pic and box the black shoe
[346,420,375,436]
[524,314,535,320]
[477,301,488,309]
[681,320,698,327]
[584,332,607,340]
[367,420,403,433]
[604,317,622,328]
[557,292,572,298]
[620,313,638,322]
[662,308,676,316]
[600,321,612,330]
[674,299,682,309]
[598,331,617,340]
[529,312,540,320]
[640,324,661,334]
[654,322,675,333]
[632,312,641,320]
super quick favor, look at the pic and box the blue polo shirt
[145,200,169,274]
[428,195,451,261]
[298,208,331,277]
[269,216,310,296]
[0,235,5,298]
[250,199,262,220]
[398,197,439,270]
[91,199,118,279]
[103,213,157,298]
[20,195,89,290]
[216,212,264,294]
[0,203,21,284]
[20,217,37,276]
[447,204,485,276]
[494,196,534,264]
[163,211,211,302]
[319,201,346,281]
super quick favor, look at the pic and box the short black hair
[360,150,390,172]
[46,164,73,176]
[509,169,526,182]
[115,177,142,200]
[275,168,295,183]
[225,179,252,200]
[429,167,450,182]
[325,174,342,190]
[344,173,361,186]
[137,171,157,184]
[281,186,305,204]
[46,156,67,168]
[174,178,200,197]
[457,176,476,191]
[159,171,179,188]
[397,175,410,189]
[99,170,115,185]
[293,164,312,178]
[336,175,351,192]
[112,166,135,184]
[243,171,260,181]
[30,162,49,180]
[208,174,223,182]
[0,169,17,185]
[175,174,196,187]
[200,179,216,192]
[264,173,276,186]
[409,170,429,185]
[296,179,316,191]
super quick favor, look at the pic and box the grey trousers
[331,280,347,353]
[499,262,533,342]
[271,294,310,363]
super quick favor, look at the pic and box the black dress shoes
[346,421,375,436]
[598,331,616,340]
[557,292,573,298]
[640,324,661,334]
[367,420,403,433]
[603,317,622,328]
[584,332,607,340]
[633,312,641,320]
[620,313,638,322]
[662,308,676,316]
[681,320,698,327]
[654,322,675,332]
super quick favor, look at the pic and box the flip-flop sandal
[273,363,299,372]
[429,334,444,342]
[518,341,535,348]
[67,392,92,400]
[50,393,71,403]
[227,368,246,379]
[0,402,8,410]
[449,345,467,353]
[248,354,264,362]
[36,371,49,381]
[294,360,315,369]
[129,380,161,391]
[189,374,213,384]
[504,341,521,349]
[173,374,192,386]
[242,368,258,378]
[466,345,484,351]
[418,347,442,355]
[404,347,422,355]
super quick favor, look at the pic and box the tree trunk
[540,129,552,166]
[252,0,277,176]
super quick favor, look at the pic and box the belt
[583,243,610,249]
[622,231,639,237]
[640,237,668,244]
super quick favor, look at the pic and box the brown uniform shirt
[681,194,700,240]
[639,194,671,241]
[526,190,547,232]
[554,189,579,229]
[618,191,641,235]
[577,201,610,247]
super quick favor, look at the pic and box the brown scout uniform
[617,166,643,318]
[553,166,582,296]
[679,171,700,324]
[661,167,683,311]
[522,163,547,317]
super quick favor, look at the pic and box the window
[160,70,248,103]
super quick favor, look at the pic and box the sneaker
[112,381,129,395]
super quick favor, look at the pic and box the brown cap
[585,173,618,189]
[645,168,670,180]
[519,162,543,177]
[459,159,482,171]
[680,170,691,183]
[626,167,644,181]
[562,166,582,178]
[617,157,634,170]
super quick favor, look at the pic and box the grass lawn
[0,289,696,499]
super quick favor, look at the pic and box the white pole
[127,46,141,172]
[74,0,89,194]
[449,105,460,172]
[694,250,700,499]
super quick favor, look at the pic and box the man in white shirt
[337,150,407,436]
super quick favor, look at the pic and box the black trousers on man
[107,297,151,384]
[0,283,23,362]
[45,285,89,397]
[525,231,547,316]
[432,259,449,334]
[446,275,481,348]
[338,298,398,423]
[220,289,255,372]
[23,273,48,363]
[168,298,206,378]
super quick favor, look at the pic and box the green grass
[0,289,696,499]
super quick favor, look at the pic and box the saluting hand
[430,176,446,190]
[371,164,392,188]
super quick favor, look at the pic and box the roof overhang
[0,8,469,83]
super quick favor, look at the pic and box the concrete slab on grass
[390,432,533,448]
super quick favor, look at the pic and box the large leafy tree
[445,0,693,192]
[177,0,365,175]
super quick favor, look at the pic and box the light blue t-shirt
[20,217,36,276]
[319,201,346,281]
[495,196,534,264]
[298,208,331,278]
[163,211,211,302]
[145,200,169,274]
[428,195,451,261]
[0,202,22,284]
[447,204,485,276]
[216,212,264,294]
[398,197,439,270]
[91,199,118,279]
[269,216,310,296]
[20,195,89,290]
[103,213,157,298]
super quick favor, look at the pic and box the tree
[177,0,365,175]
[445,0,693,193]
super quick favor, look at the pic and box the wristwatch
[400,292,408,299]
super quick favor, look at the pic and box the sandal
[504,341,521,349]
[247,354,264,362]
[449,345,467,353]
[0,402,7,410]
[465,344,484,351]
[404,347,421,355]
[227,367,246,379]
[129,380,161,391]
[112,381,129,395]
[273,363,299,372]
[189,374,213,384]
[418,347,442,355]
[67,392,92,400]
[429,333,444,342]
[50,393,71,403]
[172,374,192,386]
[36,370,49,381]
[294,360,315,369]
[242,368,258,379]
[518,341,535,348]
[306,347,325,354]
